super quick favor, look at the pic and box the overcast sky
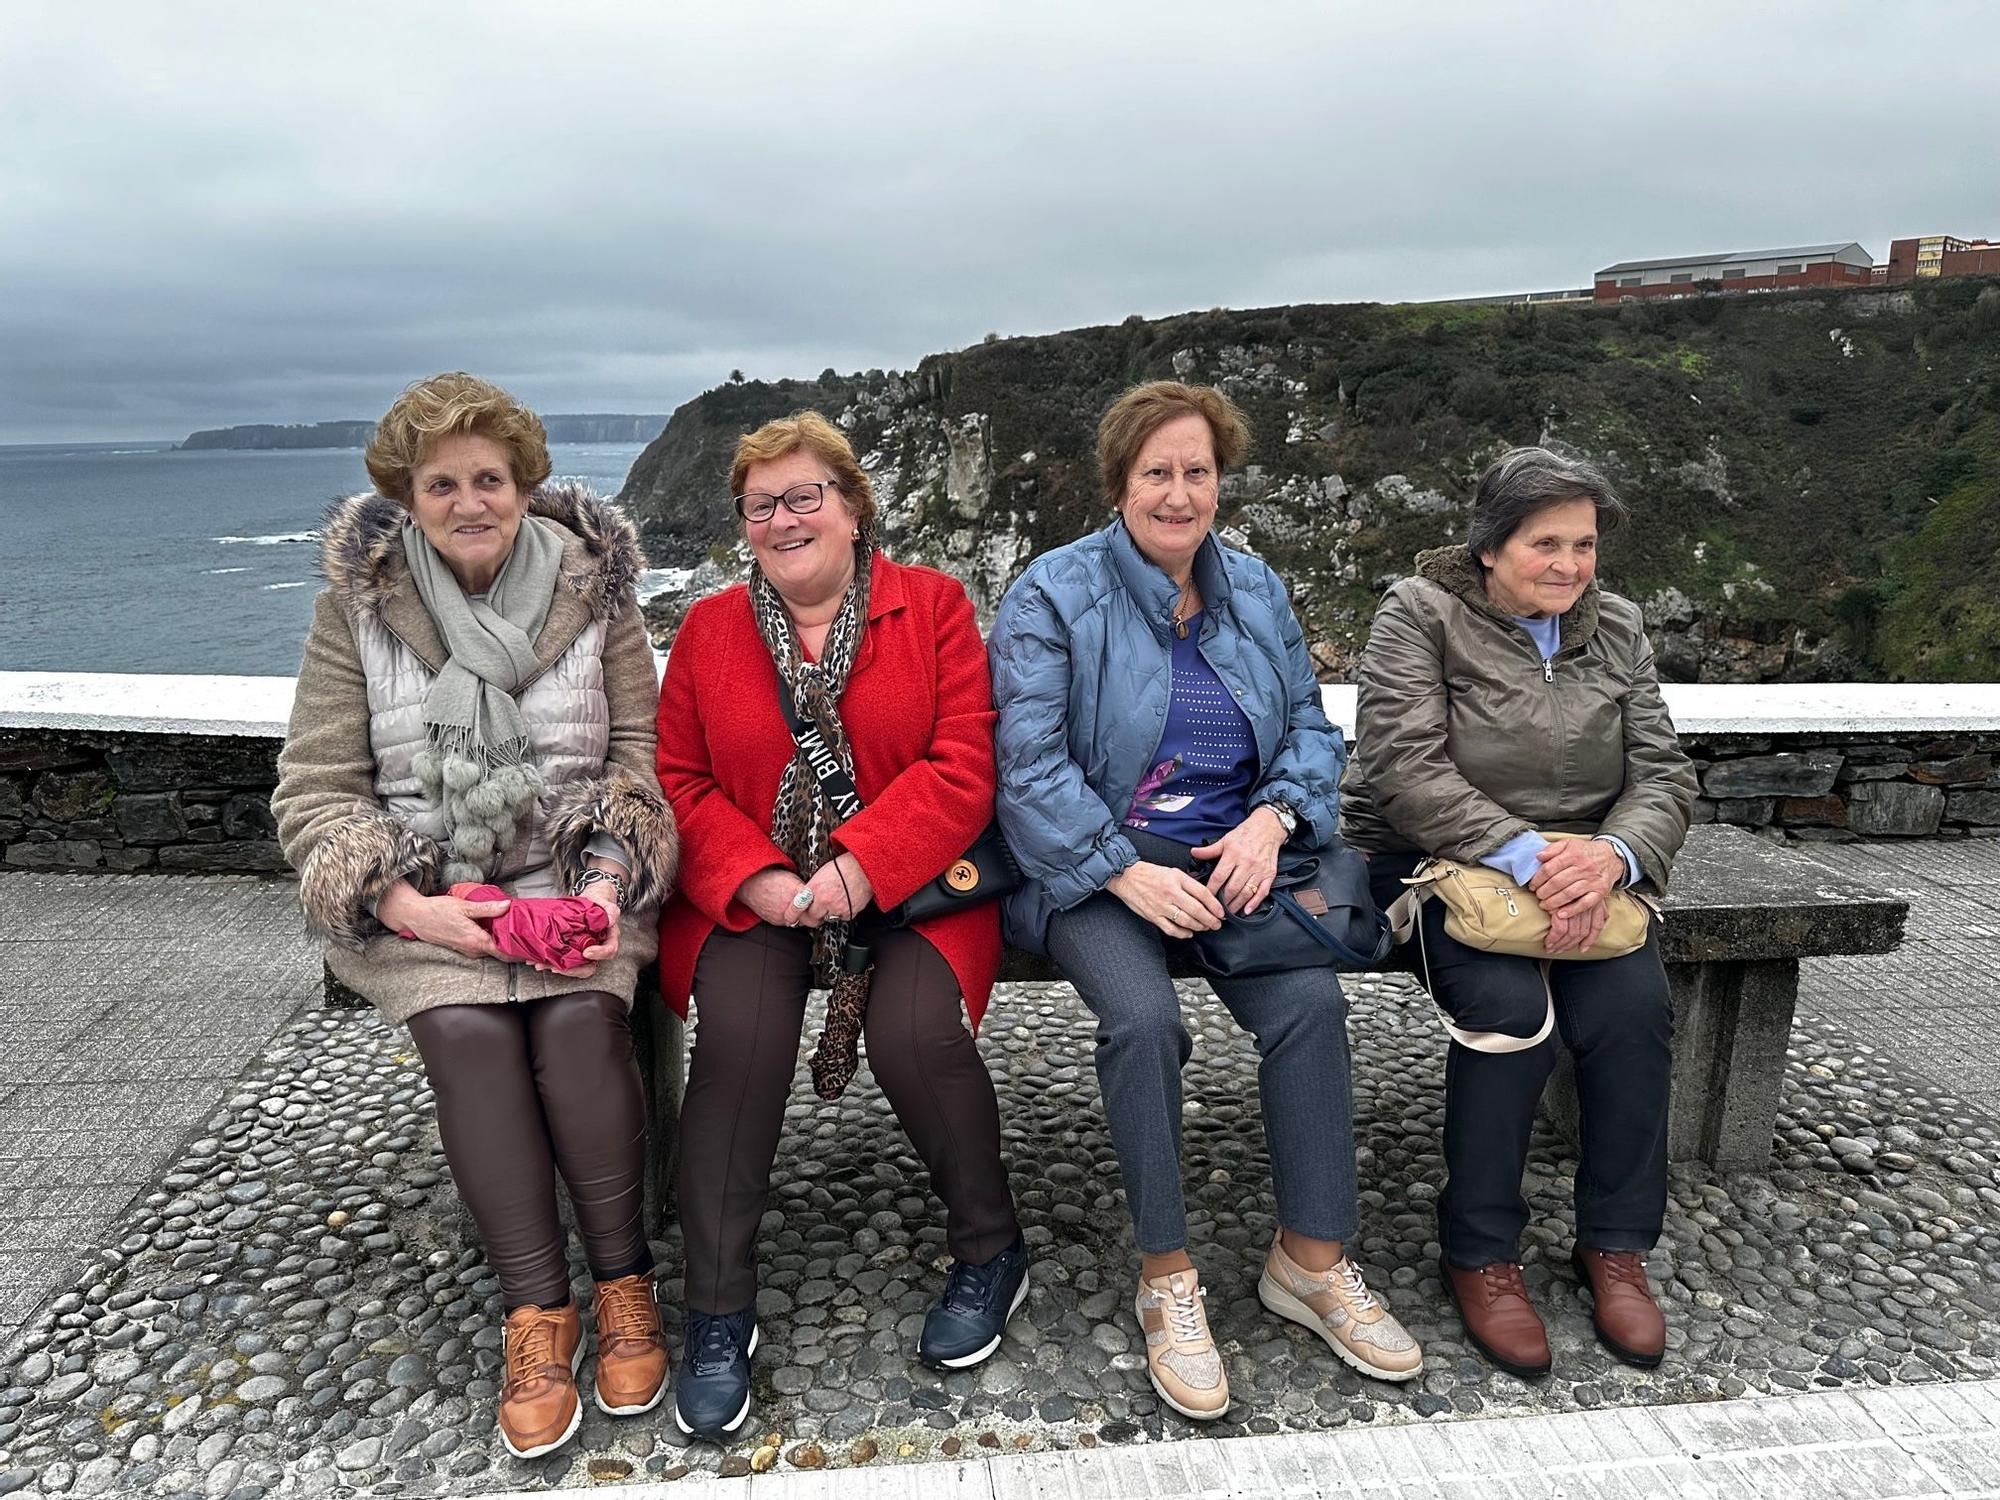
[4,0,1995,442]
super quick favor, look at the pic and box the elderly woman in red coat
[654,411,1025,1439]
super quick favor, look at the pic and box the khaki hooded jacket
[1340,544,1695,891]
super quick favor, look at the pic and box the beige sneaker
[1259,1235,1423,1382]
[1134,1268,1229,1420]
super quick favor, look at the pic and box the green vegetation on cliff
[622,280,2000,681]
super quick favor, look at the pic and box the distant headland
[177,415,666,450]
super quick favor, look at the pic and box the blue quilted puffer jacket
[989,519,1345,955]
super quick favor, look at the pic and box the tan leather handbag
[1384,833,1661,1054]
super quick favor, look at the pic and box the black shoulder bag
[773,676,1021,929]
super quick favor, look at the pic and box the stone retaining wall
[0,729,284,874]
[5,717,1998,876]
[1690,733,2000,841]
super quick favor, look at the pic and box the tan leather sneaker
[498,1301,584,1459]
[1135,1267,1229,1421]
[593,1273,671,1416]
[1259,1235,1423,1382]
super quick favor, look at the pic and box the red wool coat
[655,555,1002,1028]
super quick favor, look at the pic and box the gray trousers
[1045,829,1362,1255]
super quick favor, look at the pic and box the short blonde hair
[729,410,878,540]
[365,372,552,503]
[1097,381,1251,506]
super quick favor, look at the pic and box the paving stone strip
[497,1376,2000,1498]
[0,872,316,1360]
[0,960,1997,1497]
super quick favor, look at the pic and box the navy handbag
[1190,843,1393,977]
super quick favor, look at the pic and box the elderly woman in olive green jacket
[1342,446,1696,1382]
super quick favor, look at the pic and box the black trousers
[406,991,652,1311]
[1368,852,1672,1269]
[677,923,1021,1314]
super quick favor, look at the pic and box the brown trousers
[678,923,1020,1314]
[407,990,650,1310]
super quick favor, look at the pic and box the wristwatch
[1259,797,1300,839]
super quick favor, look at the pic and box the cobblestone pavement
[0,873,313,1356]
[0,845,1995,1498]
[1798,839,2000,1119]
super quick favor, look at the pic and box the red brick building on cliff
[1594,243,1875,302]
[1882,235,2000,282]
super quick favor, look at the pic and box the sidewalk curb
[479,1376,2000,1498]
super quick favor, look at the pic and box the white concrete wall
[6,672,2000,742]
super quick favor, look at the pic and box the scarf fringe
[414,730,544,879]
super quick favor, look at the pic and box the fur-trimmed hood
[1413,542,1602,652]
[319,480,646,623]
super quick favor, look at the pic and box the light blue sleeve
[1478,830,1550,885]
[1595,834,1642,887]
[584,831,631,870]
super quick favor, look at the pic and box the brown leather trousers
[407,990,651,1310]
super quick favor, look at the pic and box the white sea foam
[215,533,315,545]
[262,581,309,590]
[206,567,251,575]
[637,566,697,603]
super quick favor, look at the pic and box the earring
[851,527,860,540]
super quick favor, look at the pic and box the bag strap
[773,672,863,822]
[1407,886,1554,1053]
[1270,889,1395,968]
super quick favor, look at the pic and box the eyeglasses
[733,480,838,523]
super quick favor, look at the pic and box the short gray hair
[1465,447,1630,564]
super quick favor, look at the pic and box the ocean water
[0,442,649,677]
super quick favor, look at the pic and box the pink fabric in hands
[397,882,610,970]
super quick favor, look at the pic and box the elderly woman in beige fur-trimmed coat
[272,372,677,1461]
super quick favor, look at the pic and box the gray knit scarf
[403,514,564,885]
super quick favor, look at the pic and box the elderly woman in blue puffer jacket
[989,381,1421,1422]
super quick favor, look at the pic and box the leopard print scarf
[750,548,875,1098]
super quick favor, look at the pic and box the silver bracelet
[571,868,628,907]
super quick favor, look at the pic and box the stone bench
[992,823,1907,1170]
[325,821,1907,1227]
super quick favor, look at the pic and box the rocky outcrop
[180,414,665,450]
[621,280,2000,682]
[179,421,374,450]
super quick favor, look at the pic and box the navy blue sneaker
[919,1236,1030,1369]
[673,1307,759,1438]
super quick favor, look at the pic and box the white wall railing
[6,672,2000,742]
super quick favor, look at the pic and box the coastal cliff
[623,280,2000,682]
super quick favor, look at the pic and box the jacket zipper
[1544,645,1570,804]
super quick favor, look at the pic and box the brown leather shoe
[1443,1260,1551,1379]
[498,1301,584,1459]
[593,1273,670,1416]
[1571,1246,1665,1368]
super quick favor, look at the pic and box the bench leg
[628,967,685,1238]
[1546,958,1797,1171]
[1667,958,1798,1171]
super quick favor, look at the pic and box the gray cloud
[3,0,1994,440]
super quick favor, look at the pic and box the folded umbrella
[397,882,610,971]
